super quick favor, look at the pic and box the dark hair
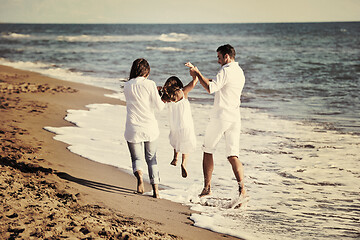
[217,44,236,60]
[161,91,172,102]
[163,76,183,102]
[129,58,150,79]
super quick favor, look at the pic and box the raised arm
[182,76,198,95]
[182,62,198,96]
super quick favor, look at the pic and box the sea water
[1,23,359,239]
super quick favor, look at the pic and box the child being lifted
[161,62,198,178]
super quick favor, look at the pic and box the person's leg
[127,141,145,194]
[152,184,159,199]
[181,153,188,178]
[134,170,144,194]
[228,156,246,196]
[225,121,246,196]
[171,149,179,166]
[199,152,214,197]
[144,140,160,198]
[200,119,225,197]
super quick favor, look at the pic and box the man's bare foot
[238,181,246,197]
[134,171,144,194]
[181,164,188,178]
[152,184,159,198]
[199,187,211,197]
[170,159,177,166]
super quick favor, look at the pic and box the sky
[0,0,359,24]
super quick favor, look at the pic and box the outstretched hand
[185,62,198,78]
[182,62,199,94]
[185,62,194,68]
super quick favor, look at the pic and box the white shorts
[202,118,240,157]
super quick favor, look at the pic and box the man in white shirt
[189,44,246,198]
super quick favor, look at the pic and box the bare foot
[134,171,144,194]
[170,159,177,166]
[199,187,211,197]
[137,181,144,194]
[181,164,188,178]
[233,184,247,208]
[238,181,246,197]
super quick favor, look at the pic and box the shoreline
[0,65,241,239]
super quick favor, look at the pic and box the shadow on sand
[55,171,136,195]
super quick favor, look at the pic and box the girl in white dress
[161,63,198,178]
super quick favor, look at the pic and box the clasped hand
[185,62,198,78]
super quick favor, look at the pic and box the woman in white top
[161,62,198,178]
[124,58,165,198]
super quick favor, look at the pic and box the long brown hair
[129,58,150,80]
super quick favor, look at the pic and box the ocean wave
[56,33,191,43]
[0,58,54,69]
[254,88,284,96]
[1,32,31,39]
[0,48,24,55]
[146,46,184,52]
[56,34,157,42]
[158,33,191,42]
[1,31,191,43]
[0,58,121,91]
[314,111,343,116]
[0,58,85,81]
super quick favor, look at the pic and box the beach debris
[0,81,78,94]
[6,213,18,218]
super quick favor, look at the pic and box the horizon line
[1,20,359,25]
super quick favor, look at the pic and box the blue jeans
[127,140,160,185]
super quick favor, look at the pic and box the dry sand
[0,65,241,239]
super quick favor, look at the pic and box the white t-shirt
[209,61,245,122]
[124,76,165,143]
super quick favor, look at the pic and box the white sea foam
[0,32,56,42]
[158,33,191,42]
[1,32,31,39]
[0,31,212,44]
[57,34,159,42]
[0,58,52,69]
[55,33,191,43]
[0,58,125,92]
[1,32,190,43]
[45,104,129,169]
[146,46,185,52]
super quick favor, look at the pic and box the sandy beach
[0,65,241,239]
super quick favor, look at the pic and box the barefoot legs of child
[170,150,188,178]
[181,153,188,178]
[170,149,178,166]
